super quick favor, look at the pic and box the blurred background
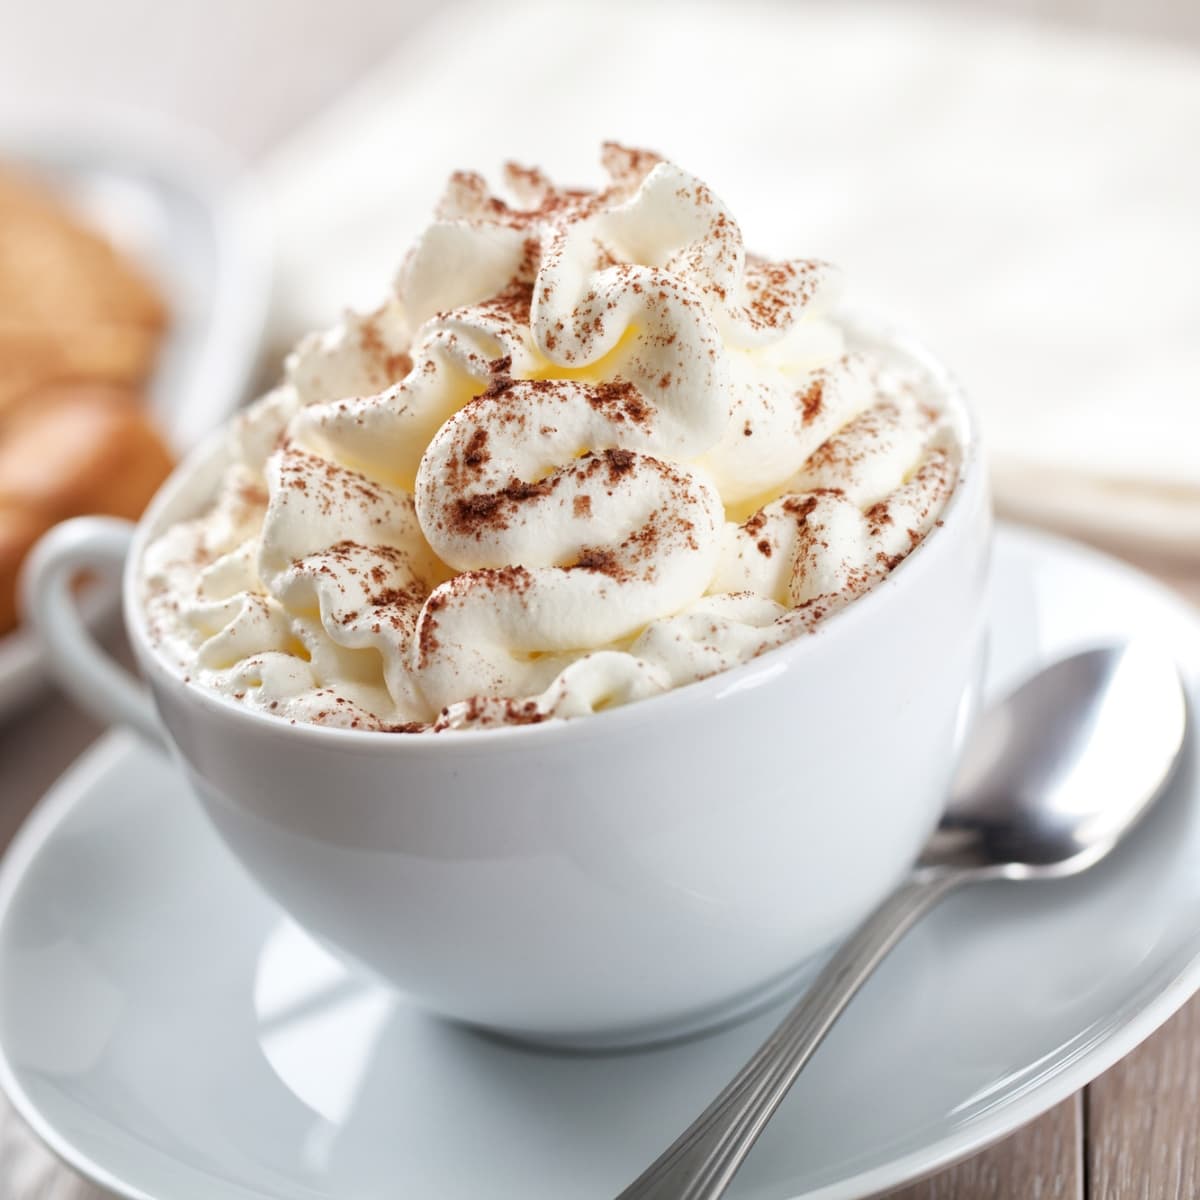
[5,0,1200,159]
[1,0,1198,717]
[6,0,1199,562]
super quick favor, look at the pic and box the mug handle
[21,516,164,748]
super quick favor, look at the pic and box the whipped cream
[141,145,961,732]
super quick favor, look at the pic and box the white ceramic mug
[21,329,991,1049]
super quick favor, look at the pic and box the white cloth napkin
[254,0,1200,557]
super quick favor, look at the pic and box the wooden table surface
[2,1,1199,1196]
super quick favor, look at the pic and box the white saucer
[2,525,1199,1200]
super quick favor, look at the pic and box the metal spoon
[618,642,1188,1200]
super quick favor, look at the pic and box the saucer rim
[2,523,1199,1200]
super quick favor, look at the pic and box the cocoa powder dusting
[743,510,768,536]
[452,492,503,529]
[574,546,622,575]
[800,379,824,423]
[864,500,893,533]
[463,427,490,468]
[587,379,651,426]
[359,317,413,383]
[603,447,636,479]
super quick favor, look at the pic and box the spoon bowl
[929,642,1188,876]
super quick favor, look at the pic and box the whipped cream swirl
[141,145,960,731]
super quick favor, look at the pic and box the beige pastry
[0,170,166,327]
[0,383,174,633]
[0,166,173,634]
[0,169,168,416]
[0,507,48,635]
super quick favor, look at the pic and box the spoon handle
[615,868,965,1200]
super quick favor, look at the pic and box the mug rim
[125,321,985,753]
